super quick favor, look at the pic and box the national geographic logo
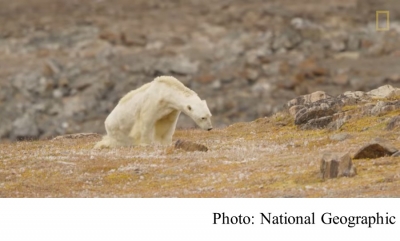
[376,11,390,31]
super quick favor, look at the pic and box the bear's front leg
[139,121,155,146]
[154,110,180,145]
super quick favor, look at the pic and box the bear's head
[185,99,213,131]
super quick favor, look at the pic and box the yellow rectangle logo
[376,11,390,31]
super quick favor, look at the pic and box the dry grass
[1,111,399,197]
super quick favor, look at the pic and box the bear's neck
[162,92,193,114]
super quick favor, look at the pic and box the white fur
[94,76,212,148]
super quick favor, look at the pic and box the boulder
[287,91,331,108]
[353,141,398,159]
[320,152,357,179]
[293,98,342,127]
[367,85,400,99]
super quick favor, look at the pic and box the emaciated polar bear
[94,76,212,148]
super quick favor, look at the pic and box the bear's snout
[207,128,213,131]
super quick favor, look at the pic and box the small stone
[333,74,349,86]
[43,59,61,77]
[333,52,360,60]
[329,133,351,141]
[52,89,64,98]
[175,139,208,152]
[320,152,356,179]
[210,80,222,90]
[392,151,400,157]
[245,68,259,81]
[195,74,215,84]
[170,58,199,75]
[121,32,147,47]
[353,141,398,159]
[330,39,346,52]
[386,116,400,130]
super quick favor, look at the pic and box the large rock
[287,91,331,108]
[353,141,398,159]
[367,85,400,99]
[292,98,343,129]
[370,100,400,116]
[320,152,357,179]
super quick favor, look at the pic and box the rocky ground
[1,0,400,140]
[0,85,399,197]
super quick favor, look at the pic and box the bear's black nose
[207,128,213,131]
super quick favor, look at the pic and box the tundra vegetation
[1,105,399,197]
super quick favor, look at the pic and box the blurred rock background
[0,0,399,140]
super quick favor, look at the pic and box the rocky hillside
[0,85,399,197]
[1,0,400,140]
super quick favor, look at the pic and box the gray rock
[301,116,333,130]
[370,100,400,116]
[320,152,357,179]
[12,71,43,96]
[392,151,400,157]
[294,100,340,125]
[330,39,346,52]
[43,59,62,77]
[329,133,351,141]
[386,116,400,130]
[288,105,303,116]
[342,90,366,100]
[170,58,199,75]
[154,57,199,75]
[326,115,349,131]
[272,28,302,51]
[287,91,331,108]
[353,141,398,159]
[12,113,39,140]
[367,85,400,99]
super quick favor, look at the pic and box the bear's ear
[187,105,192,111]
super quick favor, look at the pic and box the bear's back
[118,82,151,104]
[153,76,195,96]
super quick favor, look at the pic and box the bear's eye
[187,105,192,111]
[201,117,206,120]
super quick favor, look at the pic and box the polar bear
[94,76,213,148]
